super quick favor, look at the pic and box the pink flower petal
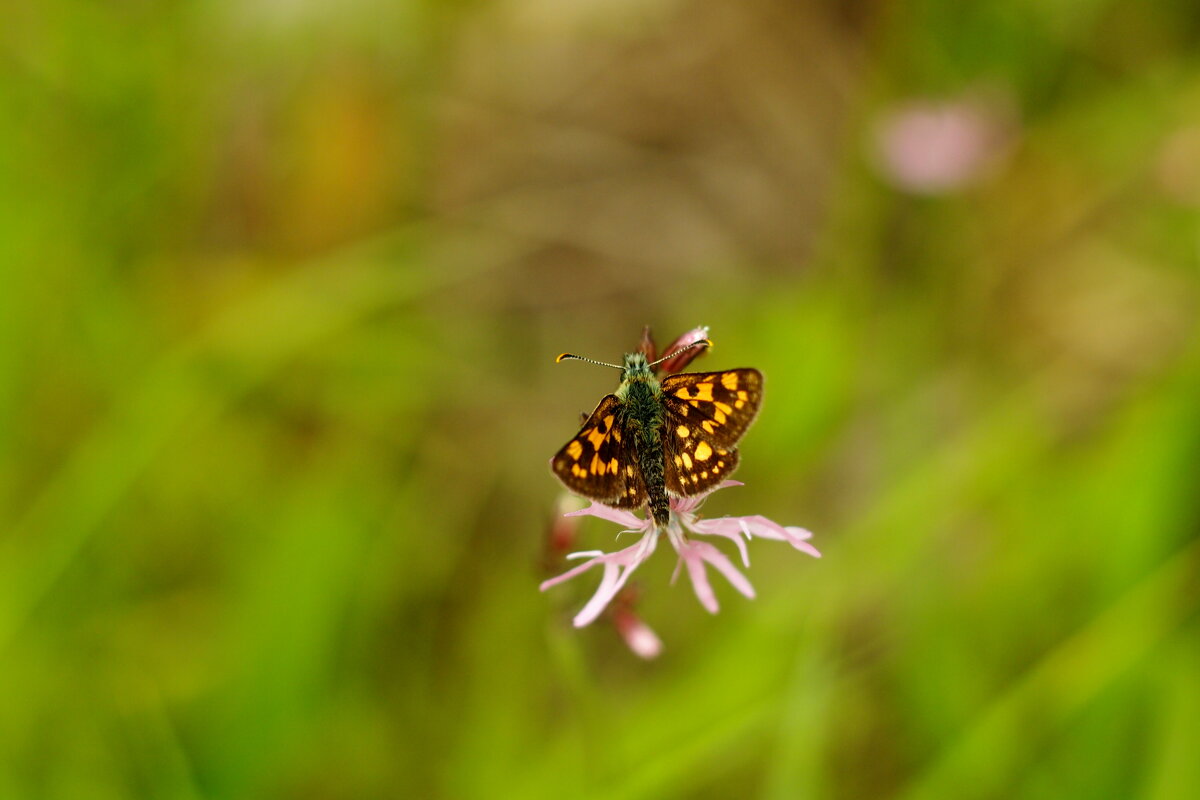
[683,550,719,613]
[667,326,710,350]
[671,495,703,515]
[687,518,750,566]
[784,526,822,558]
[574,561,624,627]
[614,611,663,660]
[688,516,749,537]
[657,326,711,374]
[696,542,756,600]
[670,536,757,614]
[540,532,660,628]
[731,515,796,541]
[539,559,598,592]
[670,480,743,514]
[718,516,821,557]
[636,324,658,361]
[564,502,645,529]
[577,534,659,626]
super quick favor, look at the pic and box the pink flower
[636,324,711,375]
[612,601,663,660]
[873,94,1014,194]
[540,482,819,628]
[655,325,711,375]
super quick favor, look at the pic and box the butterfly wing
[660,369,763,445]
[551,395,647,508]
[660,369,762,497]
[663,426,740,496]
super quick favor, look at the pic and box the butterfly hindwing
[609,465,649,509]
[660,368,763,448]
[551,395,647,507]
[663,420,740,496]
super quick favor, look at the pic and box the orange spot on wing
[586,428,606,450]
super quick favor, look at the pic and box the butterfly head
[556,338,712,376]
[621,352,653,382]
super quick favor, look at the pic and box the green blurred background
[3,1,1200,797]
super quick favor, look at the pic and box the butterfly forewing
[551,395,648,507]
[660,369,763,447]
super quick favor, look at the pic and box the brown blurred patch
[204,60,412,257]
[431,0,865,309]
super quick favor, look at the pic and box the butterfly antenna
[647,338,712,368]
[555,353,623,369]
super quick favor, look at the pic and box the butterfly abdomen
[622,378,670,527]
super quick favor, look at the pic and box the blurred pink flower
[612,602,663,660]
[873,96,1013,194]
[655,325,711,375]
[636,324,711,375]
[540,482,819,628]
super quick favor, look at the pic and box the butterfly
[551,339,763,527]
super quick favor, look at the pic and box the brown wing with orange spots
[660,369,763,446]
[550,395,647,508]
[663,429,740,497]
[660,369,762,497]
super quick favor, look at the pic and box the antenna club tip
[555,353,571,363]
[700,338,714,349]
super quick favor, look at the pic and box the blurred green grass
[2,1,1200,798]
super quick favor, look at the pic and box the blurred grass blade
[899,538,1200,800]
[0,227,511,650]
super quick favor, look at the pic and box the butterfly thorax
[616,353,671,527]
